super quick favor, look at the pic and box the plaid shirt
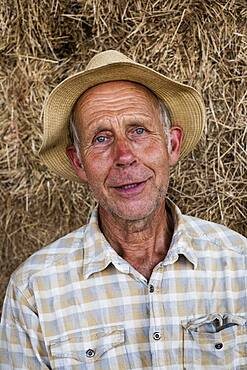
[1,202,247,370]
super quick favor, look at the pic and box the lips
[110,180,148,196]
[109,176,150,188]
[114,181,144,190]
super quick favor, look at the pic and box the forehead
[74,81,159,121]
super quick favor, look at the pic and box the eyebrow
[93,127,112,136]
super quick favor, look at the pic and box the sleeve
[0,278,51,369]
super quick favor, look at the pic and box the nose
[113,138,137,168]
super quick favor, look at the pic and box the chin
[108,200,164,222]
[98,188,167,222]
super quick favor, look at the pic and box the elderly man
[1,50,246,369]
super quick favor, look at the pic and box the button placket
[148,269,164,367]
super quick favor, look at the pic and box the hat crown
[85,50,133,71]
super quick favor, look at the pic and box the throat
[123,252,166,280]
[98,201,174,278]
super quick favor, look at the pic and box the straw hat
[40,50,206,182]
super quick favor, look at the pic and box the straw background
[1,0,246,311]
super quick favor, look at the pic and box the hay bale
[0,0,246,311]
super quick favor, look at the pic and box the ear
[168,126,183,167]
[66,145,88,183]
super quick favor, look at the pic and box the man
[0,50,246,369]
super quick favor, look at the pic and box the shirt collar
[82,207,130,279]
[163,199,198,269]
[82,200,198,279]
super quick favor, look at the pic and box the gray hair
[69,111,81,160]
[69,96,172,161]
[157,98,172,153]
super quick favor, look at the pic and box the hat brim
[40,62,206,182]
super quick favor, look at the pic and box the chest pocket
[49,325,129,370]
[182,313,247,370]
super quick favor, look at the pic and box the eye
[93,131,113,145]
[95,135,106,143]
[128,126,147,140]
[134,127,145,135]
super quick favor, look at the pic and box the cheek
[141,143,170,185]
[83,144,113,164]
[83,153,111,187]
[141,139,169,166]
[84,162,103,182]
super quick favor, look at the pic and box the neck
[99,201,174,280]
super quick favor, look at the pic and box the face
[67,81,182,221]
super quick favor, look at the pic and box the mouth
[115,182,142,189]
[112,180,148,195]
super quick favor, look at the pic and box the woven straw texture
[1,0,246,312]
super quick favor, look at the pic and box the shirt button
[215,342,223,350]
[149,285,154,293]
[153,331,161,340]
[86,349,95,357]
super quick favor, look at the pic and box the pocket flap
[49,325,125,362]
